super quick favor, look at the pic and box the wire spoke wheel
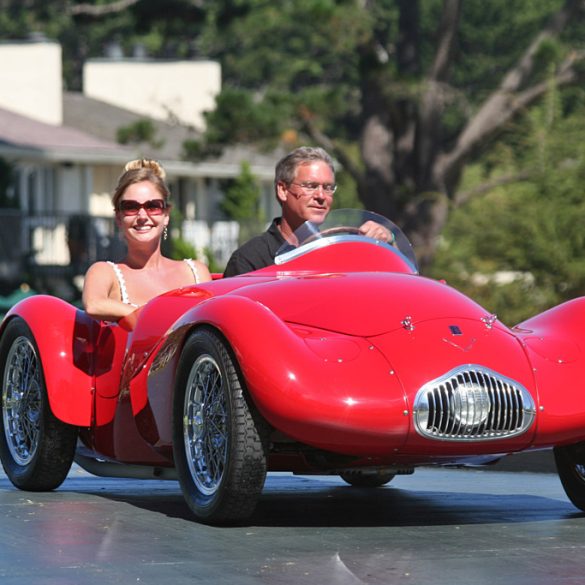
[174,329,268,524]
[184,355,228,495]
[0,318,77,491]
[3,335,43,465]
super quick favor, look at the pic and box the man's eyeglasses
[289,182,337,195]
[117,199,168,216]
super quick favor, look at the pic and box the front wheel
[0,318,77,490]
[173,329,268,524]
[339,469,395,488]
[554,443,585,510]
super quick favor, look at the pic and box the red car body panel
[1,296,96,426]
[515,299,585,445]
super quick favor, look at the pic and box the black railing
[0,210,23,284]
[0,211,263,300]
[0,212,122,298]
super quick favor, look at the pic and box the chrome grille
[413,365,536,441]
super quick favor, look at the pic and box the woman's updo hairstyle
[113,159,171,210]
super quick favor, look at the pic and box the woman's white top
[107,259,201,308]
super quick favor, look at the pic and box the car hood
[230,272,495,337]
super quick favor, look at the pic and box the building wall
[0,39,62,125]
[90,165,121,216]
[83,59,221,130]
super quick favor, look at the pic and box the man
[223,146,389,277]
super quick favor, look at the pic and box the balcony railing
[0,212,256,295]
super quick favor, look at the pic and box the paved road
[1,453,583,585]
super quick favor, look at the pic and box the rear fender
[1,295,97,426]
[517,297,585,341]
[516,298,585,445]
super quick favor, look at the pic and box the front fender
[149,295,408,456]
[2,295,97,426]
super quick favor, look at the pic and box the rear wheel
[554,443,585,510]
[339,469,395,488]
[173,329,268,524]
[0,318,77,490]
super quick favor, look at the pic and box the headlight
[451,383,490,428]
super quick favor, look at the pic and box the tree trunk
[354,0,584,273]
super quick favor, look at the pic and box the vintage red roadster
[2,209,585,524]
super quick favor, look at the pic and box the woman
[83,159,211,322]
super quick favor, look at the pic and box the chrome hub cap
[183,355,228,495]
[2,336,42,465]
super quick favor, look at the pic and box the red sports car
[2,209,585,524]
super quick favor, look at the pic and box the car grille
[413,365,536,441]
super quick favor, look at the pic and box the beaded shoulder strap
[107,261,138,307]
[184,258,200,284]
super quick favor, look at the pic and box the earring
[163,226,168,241]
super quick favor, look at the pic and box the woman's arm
[82,262,138,321]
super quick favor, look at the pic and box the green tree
[0,0,207,89]
[220,161,266,245]
[220,161,263,221]
[196,0,585,269]
[4,0,585,273]
[430,87,585,324]
[116,118,163,149]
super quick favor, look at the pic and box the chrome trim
[413,365,536,441]
[275,234,385,263]
[274,235,418,273]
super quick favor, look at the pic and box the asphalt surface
[1,450,583,585]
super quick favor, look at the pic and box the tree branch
[429,0,462,82]
[512,50,584,110]
[500,0,583,92]
[301,113,364,185]
[435,0,585,193]
[69,0,141,16]
[453,170,533,207]
[416,0,462,189]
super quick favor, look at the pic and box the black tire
[339,469,395,488]
[0,318,77,491]
[173,329,268,524]
[554,443,585,511]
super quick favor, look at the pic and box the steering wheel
[319,226,362,237]
[302,226,362,245]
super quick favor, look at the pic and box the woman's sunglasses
[117,199,168,216]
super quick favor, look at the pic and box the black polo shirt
[223,218,287,277]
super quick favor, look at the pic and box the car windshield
[274,208,418,272]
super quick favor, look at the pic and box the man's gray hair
[274,146,335,190]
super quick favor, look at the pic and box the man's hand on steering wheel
[358,220,395,244]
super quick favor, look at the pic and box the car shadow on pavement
[58,473,584,528]
[249,482,581,528]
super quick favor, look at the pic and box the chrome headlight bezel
[413,365,536,441]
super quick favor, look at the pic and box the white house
[0,37,281,291]
[83,57,221,131]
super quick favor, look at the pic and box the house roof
[0,105,134,163]
[63,92,281,180]
[63,91,195,160]
[0,94,281,181]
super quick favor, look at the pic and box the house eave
[0,144,276,181]
[0,143,136,165]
